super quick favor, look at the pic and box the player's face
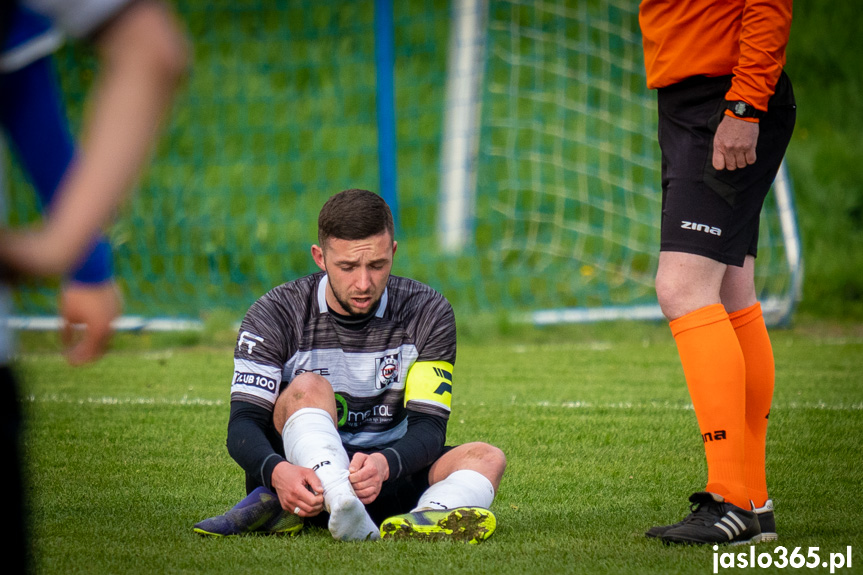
[312,231,397,317]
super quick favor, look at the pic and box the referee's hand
[713,115,759,171]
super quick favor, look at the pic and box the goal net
[5,0,801,328]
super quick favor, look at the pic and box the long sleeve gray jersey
[228,271,457,488]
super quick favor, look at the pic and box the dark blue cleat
[193,486,303,537]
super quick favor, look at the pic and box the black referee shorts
[656,72,796,266]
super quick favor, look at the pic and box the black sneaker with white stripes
[753,499,777,542]
[645,516,689,539]
[661,492,761,546]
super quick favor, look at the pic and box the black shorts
[656,72,796,266]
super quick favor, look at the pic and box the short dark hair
[318,189,394,246]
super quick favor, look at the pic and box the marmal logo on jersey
[375,353,401,390]
[238,331,265,354]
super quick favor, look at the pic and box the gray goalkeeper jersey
[230,272,456,450]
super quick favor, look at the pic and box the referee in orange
[638,0,795,545]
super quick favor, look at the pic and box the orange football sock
[729,302,774,509]
[670,303,748,509]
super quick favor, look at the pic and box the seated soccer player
[194,189,506,543]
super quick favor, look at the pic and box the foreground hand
[60,280,123,366]
[712,114,760,171]
[271,461,324,517]
[349,452,389,504]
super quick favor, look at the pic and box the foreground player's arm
[0,0,188,277]
[713,0,792,171]
[0,45,123,364]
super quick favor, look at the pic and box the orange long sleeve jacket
[639,0,792,113]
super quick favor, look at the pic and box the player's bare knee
[459,442,507,487]
[273,372,335,431]
[287,371,333,396]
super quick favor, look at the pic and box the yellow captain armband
[404,360,454,414]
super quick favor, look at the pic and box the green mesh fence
[6,0,799,324]
[474,0,797,318]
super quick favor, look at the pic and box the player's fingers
[303,470,324,496]
[734,149,751,169]
[349,464,375,486]
[745,147,757,166]
[294,499,322,517]
[722,149,740,171]
[353,484,378,505]
[67,325,113,366]
[712,146,726,171]
[348,451,367,474]
[292,500,316,517]
[60,319,76,349]
[293,486,323,515]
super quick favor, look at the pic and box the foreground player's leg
[729,301,777,541]
[282,407,379,541]
[380,444,505,544]
[193,486,303,537]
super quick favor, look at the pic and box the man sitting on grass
[194,189,506,543]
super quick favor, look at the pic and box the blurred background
[6,0,861,328]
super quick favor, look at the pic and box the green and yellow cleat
[380,507,496,544]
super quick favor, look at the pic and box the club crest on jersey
[375,353,401,390]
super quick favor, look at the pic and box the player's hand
[59,280,122,366]
[712,114,759,171]
[271,461,324,517]
[349,452,389,504]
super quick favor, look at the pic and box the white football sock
[282,407,379,541]
[412,469,495,512]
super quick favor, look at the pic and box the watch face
[733,102,748,116]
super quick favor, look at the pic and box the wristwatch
[726,100,765,119]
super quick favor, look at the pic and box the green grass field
[16,319,863,574]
